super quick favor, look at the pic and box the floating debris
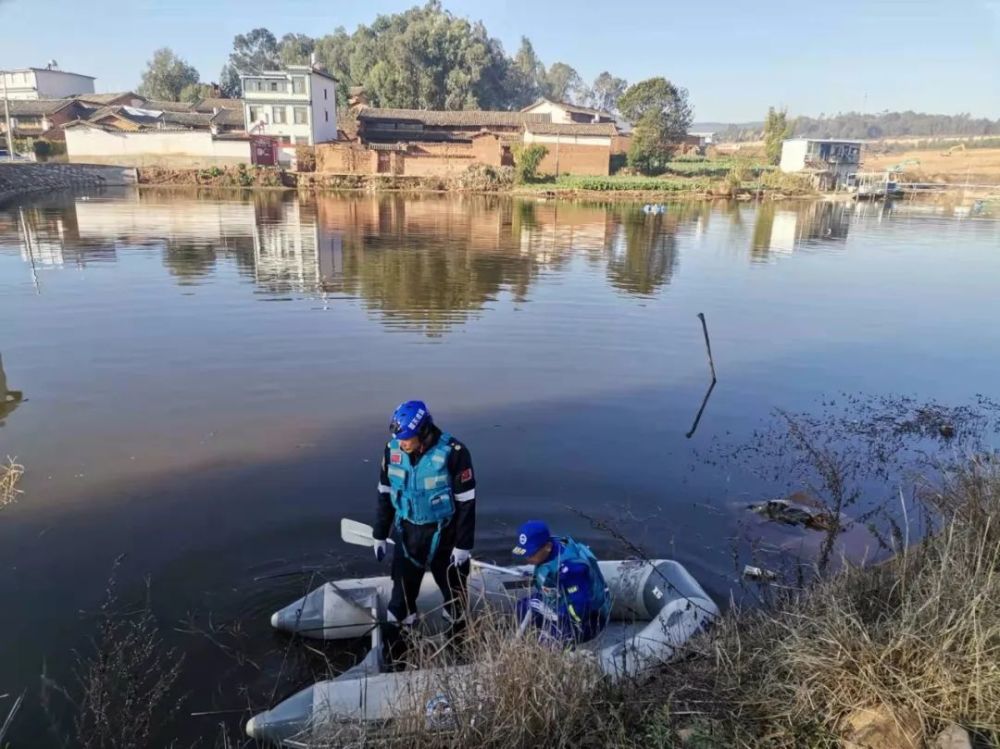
[742,565,778,581]
[748,492,838,532]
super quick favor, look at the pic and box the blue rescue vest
[534,538,611,622]
[386,432,456,566]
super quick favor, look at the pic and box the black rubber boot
[381,623,408,672]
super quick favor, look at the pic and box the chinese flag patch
[390,453,402,464]
[459,468,473,482]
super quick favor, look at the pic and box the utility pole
[1,70,15,160]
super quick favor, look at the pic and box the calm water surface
[1,190,998,743]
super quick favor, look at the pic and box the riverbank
[133,164,818,202]
[362,458,999,749]
[0,163,137,207]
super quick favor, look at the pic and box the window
[248,106,262,122]
[270,80,279,92]
[292,77,306,94]
[325,110,329,122]
[293,106,308,124]
[273,106,287,124]
[324,88,328,100]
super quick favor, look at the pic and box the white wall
[310,72,338,144]
[523,100,572,124]
[780,140,809,173]
[66,128,250,167]
[524,132,612,146]
[33,69,95,98]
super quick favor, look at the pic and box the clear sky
[1,0,998,122]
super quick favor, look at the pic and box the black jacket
[374,425,476,551]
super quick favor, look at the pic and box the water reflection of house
[252,199,321,290]
[751,202,852,258]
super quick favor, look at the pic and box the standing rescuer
[374,400,476,668]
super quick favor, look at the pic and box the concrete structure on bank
[241,65,338,145]
[1,65,95,100]
[0,162,135,206]
[780,138,863,188]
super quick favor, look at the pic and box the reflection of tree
[605,205,680,296]
[162,240,218,282]
[0,353,24,426]
[751,202,776,260]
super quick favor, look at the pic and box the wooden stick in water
[697,312,717,383]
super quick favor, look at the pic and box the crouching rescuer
[373,400,476,668]
[512,520,611,645]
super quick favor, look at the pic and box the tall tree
[588,71,627,113]
[510,37,544,104]
[227,28,280,74]
[763,107,794,164]
[218,64,241,98]
[542,62,583,103]
[137,48,199,101]
[278,33,315,66]
[179,82,216,104]
[619,77,694,174]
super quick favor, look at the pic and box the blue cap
[512,520,551,558]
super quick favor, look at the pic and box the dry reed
[0,456,24,508]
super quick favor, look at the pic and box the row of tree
[722,110,1000,143]
[135,1,695,175]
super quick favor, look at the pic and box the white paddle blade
[340,518,377,547]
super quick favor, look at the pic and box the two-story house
[1,64,96,100]
[780,138,863,188]
[240,65,338,146]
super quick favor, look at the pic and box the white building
[241,65,338,146]
[1,65,96,100]
[520,97,616,124]
[779,138,863,187]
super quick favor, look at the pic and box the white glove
[374,540,387,562]
[528,598,559,623]
[450,548,471,566]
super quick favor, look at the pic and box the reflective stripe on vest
[386,432,456,526]
[533,538,611,620]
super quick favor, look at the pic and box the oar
[340,518,530,578]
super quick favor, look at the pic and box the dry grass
[651,458,1000,747]
[0,456,24,508]
[864,147,1000,184]
[316,609,638,749]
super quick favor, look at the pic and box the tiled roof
[524,122,618,136]
[88,106,161,127]
[72,92,141,105]
[7,99,77,116]
[193,97,242,113]
[211,108,246,127]
[358,108,549,128]
[141,99,195,112]
[160,110,214,127]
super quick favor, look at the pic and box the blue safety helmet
[512,520,552,558]
[390,400,432,440]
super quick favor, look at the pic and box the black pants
[386,519,469,624]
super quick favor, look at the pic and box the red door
[251,136,277,166]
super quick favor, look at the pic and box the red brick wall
[536,143,610,176]
[315,142,376,174]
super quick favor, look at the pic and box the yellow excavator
[941,143,967,157]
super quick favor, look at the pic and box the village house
[1,64,95,100]
[241,64,338,146]
[71,92,147,108]
[521,98,616,124]
[0,98,92,139]
[523,121,618,176]
[780,138,863,188]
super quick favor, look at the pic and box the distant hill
[691,121,760,134]
[708,112,1000,142]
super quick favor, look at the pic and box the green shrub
[512,144,548,183]
[553,175,708,192]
